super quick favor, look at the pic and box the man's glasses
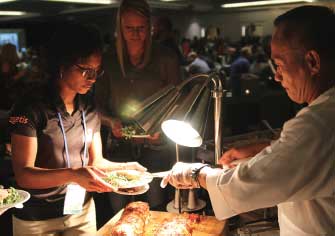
[75,64,104,80]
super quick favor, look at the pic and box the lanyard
[57,111,88,168]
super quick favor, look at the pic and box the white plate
[0,189,30,210]
[105,170,153,189]
[115,184,149,196]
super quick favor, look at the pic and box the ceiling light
[46,0,114,4]
[0,11,26,16]
[221,0,314,8]
[0,0,16,3]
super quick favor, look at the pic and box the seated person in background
[249,52,270,77]
[185,51,211,76]
[229,46,251,96]
[161,6,335,236]
[153,15,185,65]
[0,43,27,82]
[8,23,146,236]
[0,43,28,110]
[181,38,191,58]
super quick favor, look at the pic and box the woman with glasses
[8,23,146,235]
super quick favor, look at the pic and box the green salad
[0,187,22,206]
[104,171,141,188]
[121,124,146,140]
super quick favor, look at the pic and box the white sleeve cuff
[206,169,238,220]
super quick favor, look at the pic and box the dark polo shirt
[8,84,100,220]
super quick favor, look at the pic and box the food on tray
[188,213,201,223]
[110,201,149,236]
[104,170,152,190]
[155,217,193,236]
[0,187,22,207]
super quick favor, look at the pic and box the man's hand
[219,142,270,168]
[219,147,251,168]
[160,162,207,189]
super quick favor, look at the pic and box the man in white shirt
[186,51,211,76]
[161,5,335,236]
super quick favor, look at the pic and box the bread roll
[110,201,149,236]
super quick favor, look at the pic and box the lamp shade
[131,72,223,164]
[131,73,219,149]
[161,83,211,147]
[131,85,180,134]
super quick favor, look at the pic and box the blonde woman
[94,0,181,227]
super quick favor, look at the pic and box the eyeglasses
[74,64,104,80]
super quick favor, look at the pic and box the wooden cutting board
[97,210,228,236]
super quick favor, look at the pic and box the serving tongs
[148,170,170,178]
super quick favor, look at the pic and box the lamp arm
[178,72,224,164]
[176,73,211,92]
[176,72,223,91]
[210,73,224,164]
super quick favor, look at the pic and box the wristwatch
[191,163,210,187]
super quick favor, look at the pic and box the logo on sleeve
[9,116,29,125]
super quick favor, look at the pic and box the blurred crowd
[0,43,46,111]
[0,18,283,161]
[0,17,282,113]
[178,33,280,96]
[150,16,280,96]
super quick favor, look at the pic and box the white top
[207,87,335,236]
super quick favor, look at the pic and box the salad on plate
[0,187,30,215]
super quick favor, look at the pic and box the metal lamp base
[166,198,206,213]
[166,189,206,213]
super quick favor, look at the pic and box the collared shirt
[230,56,250,77]
[8,84,100,220]
[207,87,335,236]
[187,57,211,75]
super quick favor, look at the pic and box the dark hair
[46,23,103,80]
[274,5,335,60]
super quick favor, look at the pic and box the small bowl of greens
[121,124,149,140]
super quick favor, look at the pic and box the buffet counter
[98,210,229,236]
